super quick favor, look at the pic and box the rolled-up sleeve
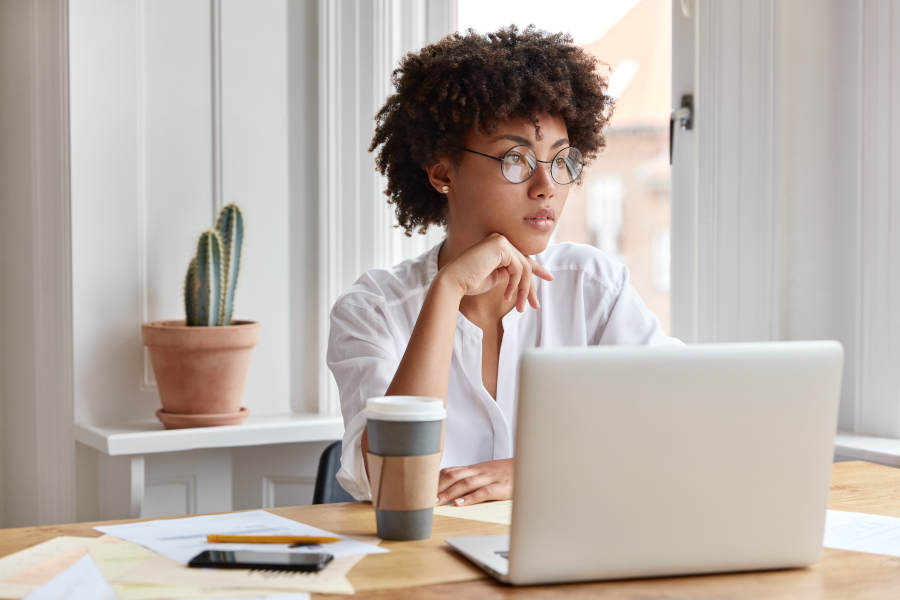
[326,302,400,500]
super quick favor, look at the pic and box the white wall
[0,0,324,527]
[66,0,332,522]
[70,0,291,427]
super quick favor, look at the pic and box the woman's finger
[504,254,523,303]
[437,474,490,505]
[528,277,540,309]
[453,483,500,506]
[527,257,554,282]
[437,466,476,495]
[515,256,532,312]
[438,466,466,482]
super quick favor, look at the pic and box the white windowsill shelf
[75,412,345,456]
[835,430,900,468]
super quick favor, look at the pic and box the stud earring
[441,185,450,193]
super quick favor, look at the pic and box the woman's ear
[425,158,453,195]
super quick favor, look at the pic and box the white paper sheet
[824,509,900,557]
[94,510,387,564]
[22,555,117,600]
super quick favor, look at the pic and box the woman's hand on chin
[435,458,514,506]
[439,233,554,313]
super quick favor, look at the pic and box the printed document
[434,500,513,525]
[824,509,900,557]
[94,510,387,564]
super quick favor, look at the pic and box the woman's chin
[506,228,553,256]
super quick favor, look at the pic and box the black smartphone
[188,550,333,572]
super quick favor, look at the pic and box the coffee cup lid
[365,396,447,422]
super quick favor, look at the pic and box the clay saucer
[156,407,250,429]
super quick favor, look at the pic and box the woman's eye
[506,153,522,164]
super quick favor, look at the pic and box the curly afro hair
[369,25,613,236]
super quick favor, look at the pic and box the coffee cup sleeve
[367,452,442,511]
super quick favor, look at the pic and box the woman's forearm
[362,271,462,481]
[385,271,462,401]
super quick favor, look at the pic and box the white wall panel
[72,0,160,424]
[232,441,330,510]
[221,0,290,415]
[143,0,215,390]
[144,449,232,517]
[263,475,318,508]
[71,0,292,424]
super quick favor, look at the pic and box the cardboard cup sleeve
[367,451,442,511]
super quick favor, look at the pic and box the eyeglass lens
[500,145,584,185]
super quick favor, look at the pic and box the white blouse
[327,241,683,500]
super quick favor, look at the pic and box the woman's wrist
[431,267,466,305]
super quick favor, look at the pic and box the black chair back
[312,440,357,504]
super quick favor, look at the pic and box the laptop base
[445,535,510,583]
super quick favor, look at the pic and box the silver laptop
[446,341,844,586]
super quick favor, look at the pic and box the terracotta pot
[141,320,260,429]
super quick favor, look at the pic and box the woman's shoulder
[332,244,438,313]
[534,242,627,293]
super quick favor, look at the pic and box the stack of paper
[11,510,387,599]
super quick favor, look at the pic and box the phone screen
[188,550,333,571]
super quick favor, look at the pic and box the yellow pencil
[207,534,341,544]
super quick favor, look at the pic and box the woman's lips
[524,217,554,232]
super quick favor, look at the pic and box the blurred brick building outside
[554,0,672,333]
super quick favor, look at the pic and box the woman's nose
[529,162,556,197]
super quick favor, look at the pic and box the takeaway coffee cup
[365,396,447,540]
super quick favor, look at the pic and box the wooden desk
[1,460,899,599]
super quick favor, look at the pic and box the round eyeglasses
[460,145,584,185]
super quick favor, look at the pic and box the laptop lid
[508,341,843,586]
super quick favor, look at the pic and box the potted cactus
[141,203,260,429]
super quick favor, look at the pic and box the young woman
[327,26,681,507]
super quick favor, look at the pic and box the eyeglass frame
[459,145,584,185]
